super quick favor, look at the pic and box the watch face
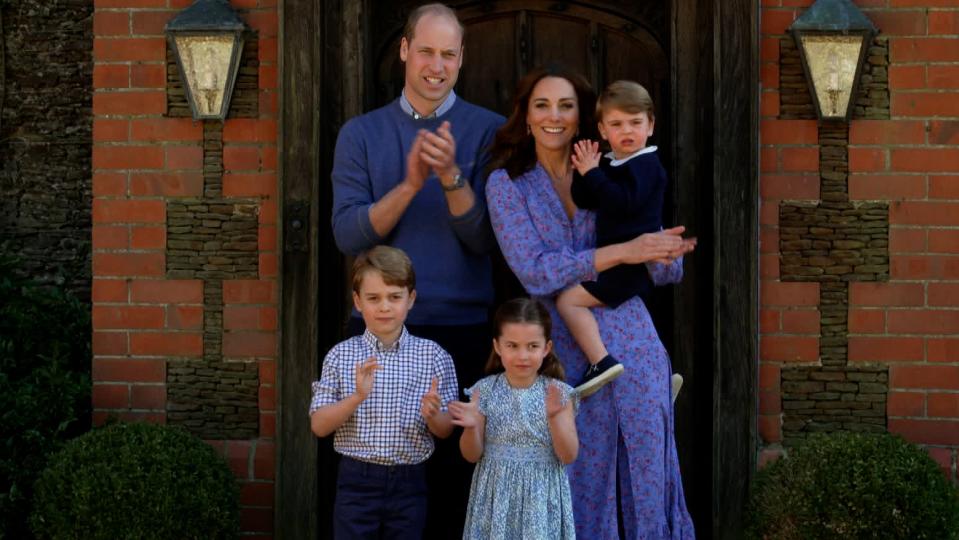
[444,173,465,191]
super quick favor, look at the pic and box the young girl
[448,298,578,540]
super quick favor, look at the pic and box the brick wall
[92,0,278,536]
[760,0,959,483]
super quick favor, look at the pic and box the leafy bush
[31,422,239,539]
[0,252,91,539]
[746,432,959,540]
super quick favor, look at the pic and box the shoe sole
[671,373,684,404]
[575,364,625,398]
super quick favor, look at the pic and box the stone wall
[0,0,93,299]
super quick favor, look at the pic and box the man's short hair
[402,3,465,45]
[352,246,416,293]
[596,80,655,121]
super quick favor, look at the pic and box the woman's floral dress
[486,164,695,539]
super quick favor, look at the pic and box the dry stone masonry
[778,122,891,445]
[164,43,262,439]
[0,0,93,299]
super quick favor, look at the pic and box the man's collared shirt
[309,326,458,465]
[400,89,457,120]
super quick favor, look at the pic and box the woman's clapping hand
[620,226,696,265]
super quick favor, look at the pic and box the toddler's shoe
[575,356,624,398]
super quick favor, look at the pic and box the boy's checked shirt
[309,326,458,465]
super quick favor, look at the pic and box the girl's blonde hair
[485,298,566,381]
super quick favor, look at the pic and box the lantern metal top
[165,0,246,33]
[789,0,877,33]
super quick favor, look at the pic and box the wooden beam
[277,0,323,537]
[712,0,759,537]
[671,0,716,533]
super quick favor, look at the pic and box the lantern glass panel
[799,34,863,119]
[174,34,237,118]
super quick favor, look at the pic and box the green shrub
[746,432,959,540]
[0,252,91,539]
[31,422,240,539]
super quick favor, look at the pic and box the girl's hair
[488,64,598,179]
[485,298,566,381]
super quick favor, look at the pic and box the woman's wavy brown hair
[485,297,566,381]
[488,64,598,179]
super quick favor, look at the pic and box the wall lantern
[165,0,247,121]
[789,0,877,122]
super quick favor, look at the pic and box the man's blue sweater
[331,97,504,325]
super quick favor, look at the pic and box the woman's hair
[596,80,655,121]
[485,298,566,381]
[488,65,597,179]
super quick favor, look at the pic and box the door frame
[277,1,758,538]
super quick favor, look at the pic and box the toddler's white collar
[605,145,658,167]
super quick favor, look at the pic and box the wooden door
[279,1,758,538]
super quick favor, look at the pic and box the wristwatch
[441,172,467,192]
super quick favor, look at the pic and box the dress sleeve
[486,169,596,296]
[464,376,493,417]
[549,379,580,415]
[330,121,383,256]
[646,255,684,285]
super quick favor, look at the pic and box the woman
[485,65,696,539]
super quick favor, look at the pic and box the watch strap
[441,173,467,192]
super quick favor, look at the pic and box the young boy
[309,245,458,538]
[561,80,669,397]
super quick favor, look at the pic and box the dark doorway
[279,1,757,539]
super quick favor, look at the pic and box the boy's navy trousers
[333,455,428,540]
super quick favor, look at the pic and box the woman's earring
[526,124,531,135]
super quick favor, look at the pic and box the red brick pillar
[92,0,279,535]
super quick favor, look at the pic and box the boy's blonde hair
[351,246,416,293]
[596,80,655,121]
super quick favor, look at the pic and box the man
[330,3,504,537]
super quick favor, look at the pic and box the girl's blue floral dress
[462,374,576,540]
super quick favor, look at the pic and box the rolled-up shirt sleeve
[432,346,459,411]
[309,351,342,415]
[486,169,596,296]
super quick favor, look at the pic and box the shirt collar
[362,326,409,353]
[605,145,658,167]
[399,90,457,120]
